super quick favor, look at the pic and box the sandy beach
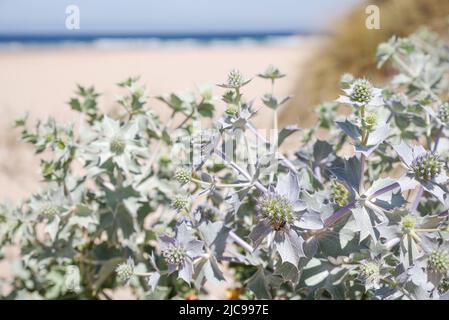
[0,37,321,202]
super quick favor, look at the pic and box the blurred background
[1,0,449,202]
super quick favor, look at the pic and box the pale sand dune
[0,38,321,202]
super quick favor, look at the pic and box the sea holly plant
[2,27,449,300]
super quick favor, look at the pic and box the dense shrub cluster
[1,27,449,299]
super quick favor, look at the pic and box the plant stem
[214,149,267,193]
[191,177,251,189]
[229,231,254,252]
[410,187,424,213]
[359,105,368,194]
[415,228,441,233]
[367,182,400,200]
[246,122,297,173]
[359,154,366,194]
[196,203,254,253]
[324,202,357,227]
[433,126,443,152]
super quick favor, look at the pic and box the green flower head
[365,112,378,132]
[401,214,416,234]
[410,152,443,180]
[162,244,187,266]
[115,258,135,283]
[110,134,126,154]
[258,65,285,81]
[172,195,189,212]
[258,194,294,231]
[361,261,380,279]
[350,79,374,104]
[40,202,60,218]
[227,69,245,88]
[331,180,350,206]
[438,102,449,123]
[174,168,191,184]
[225,105,238,117]
[428,250,449,273]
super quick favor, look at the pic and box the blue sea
[0,31,313,50]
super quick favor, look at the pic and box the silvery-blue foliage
[2,27,449,300]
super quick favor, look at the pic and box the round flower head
[361,261,380,280]
[225,105,238,117]
[400,214,416,234]
[364,112,378,132]
[258,65,285,81]
[410,152,443,180]
[40,201,60,218]
[110,134,126,154]
[162,244,187,266]
[350,79,374,104]
[115,258,134,283]
[438,277,449,294]
[174,167,191,184]
[227,69,245,88]
[427,250,449,273]
[158,222,204,283]
[84,116,144,174]
[172,195,189,212]
[258,193,294,231]
[438,102,449,124]
[331,180,349,206]
[336,78,383,108]
[394,141,449,206]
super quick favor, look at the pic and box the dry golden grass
[280,0,449,127]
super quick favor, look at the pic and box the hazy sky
[0,0,359,35]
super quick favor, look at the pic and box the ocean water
[0,31,311,50]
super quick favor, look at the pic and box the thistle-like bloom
[225,105,238,117]
[218,69,251,89]
[331,180,350,206]
[39,202,61,218]
[438,103,449,123]
[413,242,449,290]
[258,65,285,81]
[174,167,191,184]
[171,195,189,212]
[258,193,294,231]
[158,222,204,284]
[364,112,378,132]
[410,152,443,180]
[378,211,445,270]
[83,116,144,173]
[427,250,449,274]
[360,261,381,289]
[115,257,135,284]
[424,102,449,127]
[336,78,384,108]
[249,172,314,266]
[400,214,416,234]
[227,69,244,88]
[393,141,449,205]
[29,189,69,219]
